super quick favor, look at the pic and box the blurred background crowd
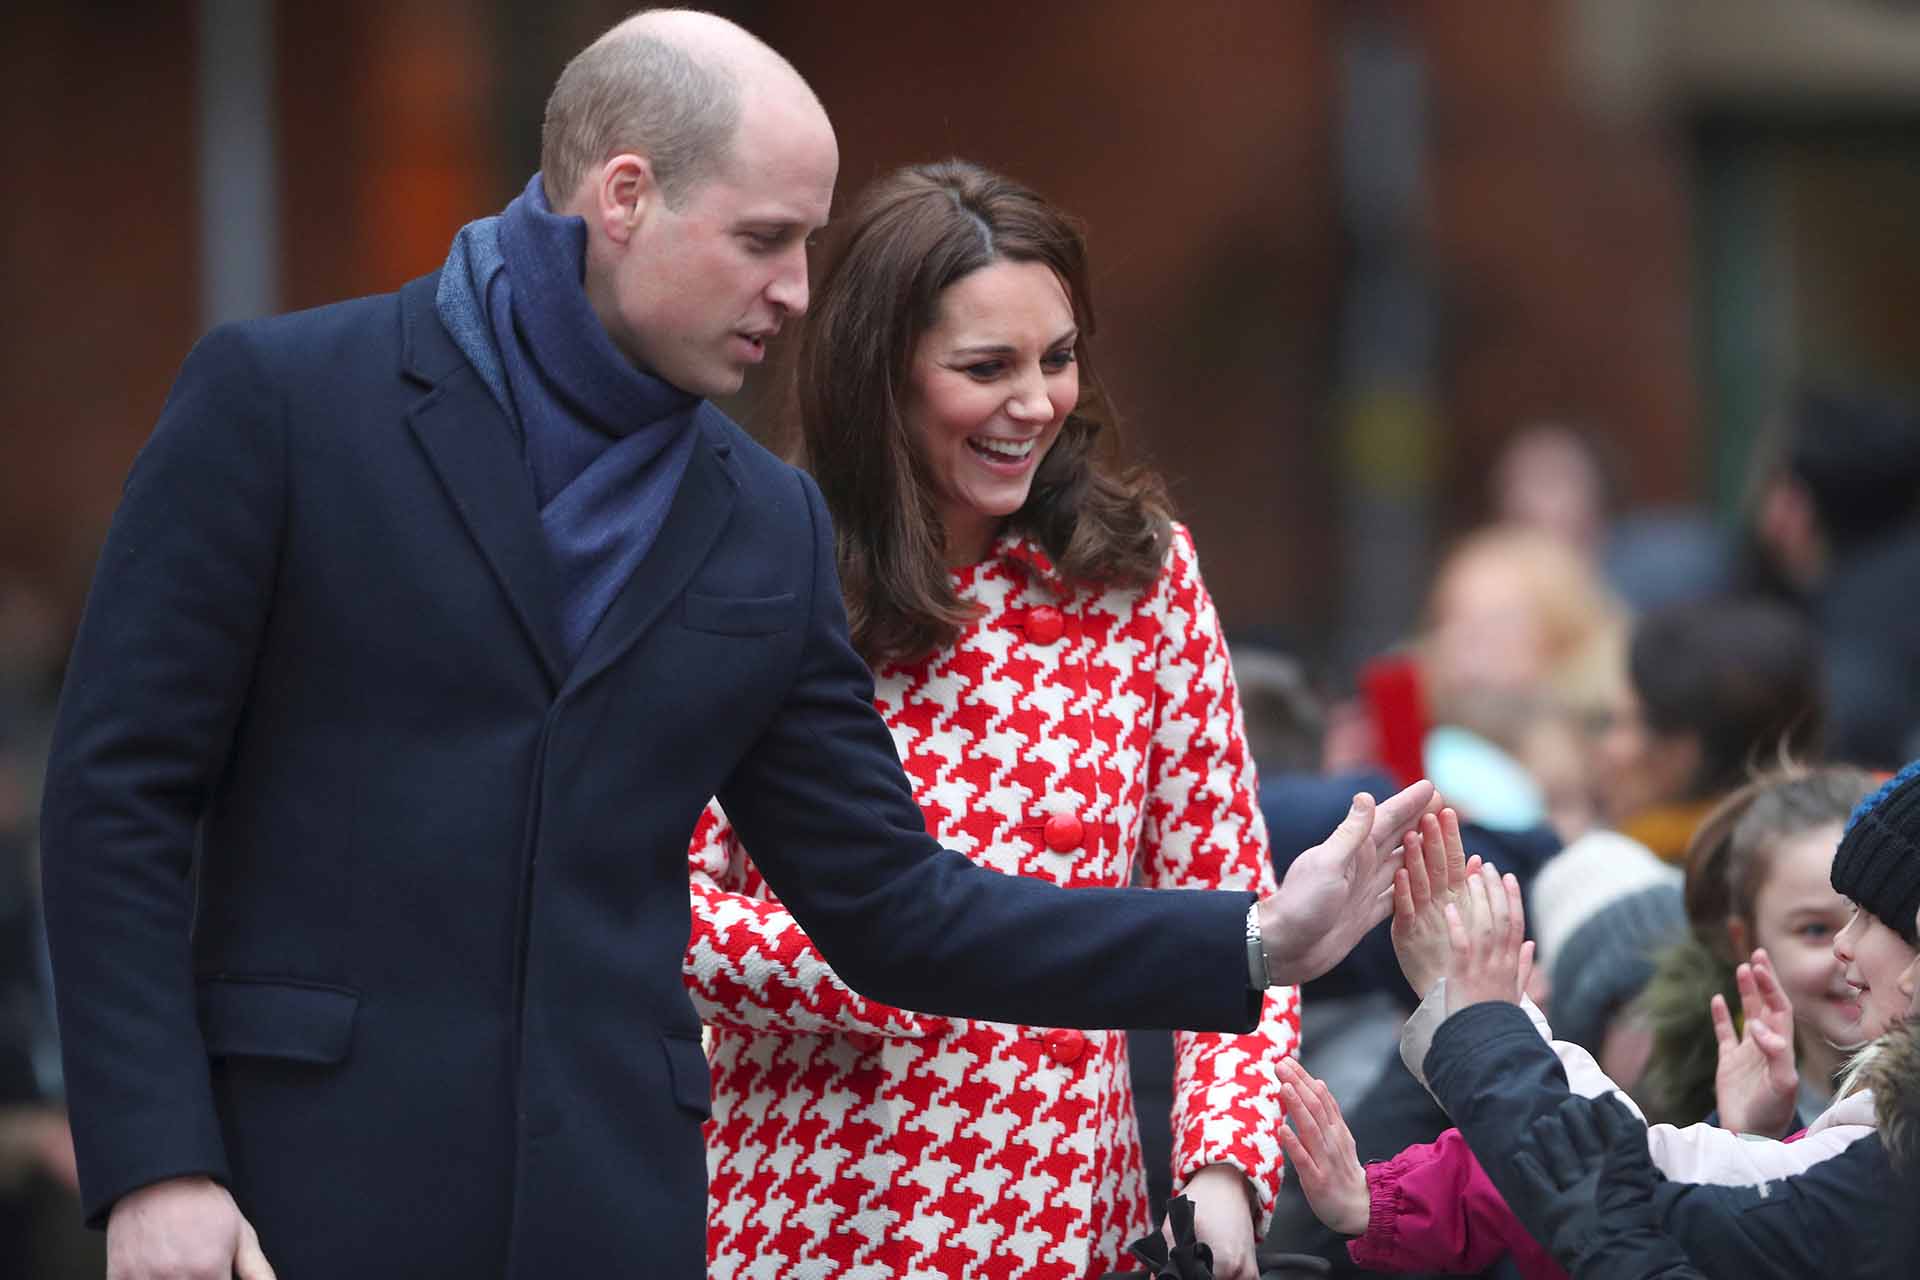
[5,0,1920,1273]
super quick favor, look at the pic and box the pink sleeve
[1345,1128,1566,1279]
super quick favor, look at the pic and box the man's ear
[593,153,659,248]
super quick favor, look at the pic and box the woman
[683,161,1295,1279]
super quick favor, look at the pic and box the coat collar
[401,271,741,695]
[977,530,1070,599]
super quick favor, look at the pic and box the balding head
[540,8,821,211]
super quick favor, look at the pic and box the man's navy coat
[40,274,1257,1277]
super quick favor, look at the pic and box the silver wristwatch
[1245,900,1270,990]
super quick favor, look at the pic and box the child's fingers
[1403,828,1431,908]
[1278,1121,1321,1183]
[1421,811,1448,897]
[1516,939,1536,999]
[1441,807,1470,891]
[1736,963,1762,1025]
[1710,992,1737,1052]
[1465,864,1495,940]
[1309,1077,1349,1145]
[1445,900,1469,958]
[1480,864,1507,941]
[1750,953,1791,1017]
[1284,1082,1332,1155]
[1502,873,1525,953]
[1392,867,1416,924]
[1750,1018,1790,1061]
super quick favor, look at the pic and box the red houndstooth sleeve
[1140,525,1298,1236]
[684,800,944,1038]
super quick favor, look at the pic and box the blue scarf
[437,173,698,664]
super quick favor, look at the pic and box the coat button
[1024,606,1064,645]
[1043,813,1084,852]
[1044,1028,1086,1065]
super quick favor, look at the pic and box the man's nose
[766,247,810,316]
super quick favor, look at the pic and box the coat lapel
[399,274,569,689]
[561,407,738,697]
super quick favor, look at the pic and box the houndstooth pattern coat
[685,524,1298,1279]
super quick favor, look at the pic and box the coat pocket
[661,1032,712,1118]
[683,591,800,636]
[197,977,360,1065]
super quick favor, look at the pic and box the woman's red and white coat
[686,524,1297,1279]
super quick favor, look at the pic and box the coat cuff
[1344,1164,1403,1266]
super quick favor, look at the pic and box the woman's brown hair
[794,159,1171,667]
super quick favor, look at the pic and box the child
[1640,767,1873,1125]
[1278,765,1920,1278]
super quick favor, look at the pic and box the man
[41,12,1434,1279]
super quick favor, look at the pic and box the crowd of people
[6,9,1920,1280]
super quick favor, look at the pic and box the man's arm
[683,801,946,1038]
[717,471,1262,1032]
[40,326,284,1222]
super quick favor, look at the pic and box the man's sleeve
[714,471,1258,1034]
[40,325,286,1223]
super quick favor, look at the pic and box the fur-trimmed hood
[1865,1015,1920,1172]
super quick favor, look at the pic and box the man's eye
[742,231,783,253]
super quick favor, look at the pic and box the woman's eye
[1042,349,1076,372]
[963,361,1006,380]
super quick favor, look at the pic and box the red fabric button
[1043,1028,1086,1065]
[1024,606,1064,645]
[1042,813,1084,852]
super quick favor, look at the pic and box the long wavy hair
[794,159,1171,667]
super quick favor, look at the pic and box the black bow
[1096,1196,1214,1280]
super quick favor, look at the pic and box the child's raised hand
[1276,1057,1369,1238]
[1391,809,1476,998]
[1443,863,1532,1016]
[1711,948,1799,1137]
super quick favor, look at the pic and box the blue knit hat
[1832,760,1920,944]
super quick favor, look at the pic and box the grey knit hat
[1548,882,1687,1055]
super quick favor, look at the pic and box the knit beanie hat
[1832,759,1920,944]
[1548,882,1687,1055]
[1530,830,1683,978]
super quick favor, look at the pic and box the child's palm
[1712,952,1798,1137]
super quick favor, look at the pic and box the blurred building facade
[5,0,1919,674]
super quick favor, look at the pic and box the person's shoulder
[200,282,413,374]
[691,407,816,515]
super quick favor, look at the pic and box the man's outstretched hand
[1257,780,1439,985]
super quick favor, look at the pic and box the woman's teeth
[969,436,1034,461]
